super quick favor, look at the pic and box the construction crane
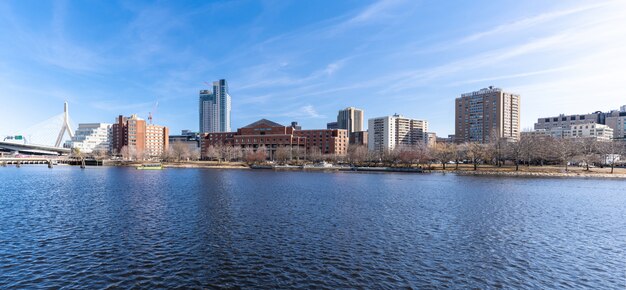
[148,101,159,124]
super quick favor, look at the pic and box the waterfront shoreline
[48,160,626,178]
[174,163,626,178]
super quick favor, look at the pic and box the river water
[0,166,624,288]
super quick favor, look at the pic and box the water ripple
[0,167,625,288]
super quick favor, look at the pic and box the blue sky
[1,0,625,143]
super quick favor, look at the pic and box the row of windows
[545,116,587,122]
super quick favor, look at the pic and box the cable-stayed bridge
[0,102,74,155]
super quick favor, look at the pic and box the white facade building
[569,123,613,142]
[70,123,112,153]
[523,123,614,142]
[368,114,428,153]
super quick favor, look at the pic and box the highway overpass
[0,141,71,155]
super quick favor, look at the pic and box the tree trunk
[473,160,477,171]
[565,161,569,172]
[515,161,519,171]
[611,164,614,174]
[442,162,446,170]
[455,161,459,170]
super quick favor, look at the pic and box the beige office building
[455,86,520,143]
[337,107,364,134]
[146,124,169,156]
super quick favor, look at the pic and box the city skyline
[1,1,626,137]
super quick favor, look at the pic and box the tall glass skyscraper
[199,79,232,133]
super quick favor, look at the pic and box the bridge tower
[54,101,74,148]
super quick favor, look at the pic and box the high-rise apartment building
[199,79,231,133]
[455,86,520,143]
[112,114,169,156]
[367,114,428,153]
[337,107,364,133]
[70,123,111,153]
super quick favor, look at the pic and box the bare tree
[223,146,237,162]
[275,146,291,164]
[92,148,109,161]
[487,130,507,167]
[415,143,434,170]
[505,139,525,171]
[120,146,130,161]
[551,138,576,172]
[256,145,268,163]
[394,145,417,167]
[453,143,465,170]
[599,140,625,174]
[170,141,190,162]
[308,146,323,162]
[347,145,368,166]
[434,143,455,170]
[292,146,305,162]
[575,138,599,171]
[233,147,243,162]
[139,150,151,161]
[185,147,199,161]
[462,142,485,171]
[243,147,257,164]
[205,145,220,162]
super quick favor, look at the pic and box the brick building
[112,114,169,156]
[201,119,348,159]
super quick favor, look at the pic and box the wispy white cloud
[458,1,613,44]
[258,104,326,119]
[301,105,324,118]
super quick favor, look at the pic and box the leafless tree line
[84,137,625,173]
[82,141,202,162]
[343,136,625,173]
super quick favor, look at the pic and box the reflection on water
[0,166,624,288]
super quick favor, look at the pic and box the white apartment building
[569,123,614,142]
[70,123,112,153]
[523,123,614,142]
[534,105,626,140]
[368,114,428,153]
